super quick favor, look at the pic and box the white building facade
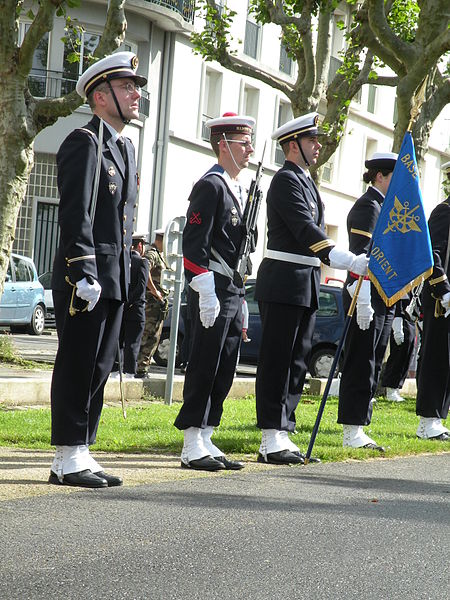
[14,0,450,282]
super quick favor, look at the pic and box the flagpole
[304,274,365,464]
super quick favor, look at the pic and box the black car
[154,280,346,378]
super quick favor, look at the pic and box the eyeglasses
[112,82,141,95]
[223,138,254,149]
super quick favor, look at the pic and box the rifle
[233,142,266,287]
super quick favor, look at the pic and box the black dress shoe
[421,432,449,441]
[48,469,108,488]
[362,443,385,452]
[257,450,304,465]
[181,455,226,471]
[294,452,321,464]
[215,455,245,470]
[94,471,123,487]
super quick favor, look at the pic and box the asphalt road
[1,454,449,600]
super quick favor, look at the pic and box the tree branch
[19,1,64,76]
[33,0,127,132]
[367,0,414,66]
[357,2,405,75]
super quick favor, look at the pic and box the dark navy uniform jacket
[423,197,450,306]
[123,250,149,322]
[255,160,333,308]
[344,185,387,313]
[52,115,138,302]
[183,164,245,295]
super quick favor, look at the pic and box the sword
[117,340,127,419]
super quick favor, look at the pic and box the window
[12,256,33,283]
[244,3,261,59]
[279,42,292,75]
[19,23,49,97]
[367,85,377,114]
[242,85,259,140]
[363,138,377,190]
[328,57,342,86]
[322,155,335,184]
[201,69,223,141]
[317,291,338,317]
[274,101,293,166]
[63,30,100,95]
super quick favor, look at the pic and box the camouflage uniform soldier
[136,229,169,377]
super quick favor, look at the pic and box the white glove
[440,292,450,318]
[189,271,220,328]
[328,247,369,276]
[392,316,404,345]
[346,278,371,303]
[76,277,102,312]
[356,303,374,330]
[354,279,374,330]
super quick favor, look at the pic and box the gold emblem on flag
[383,197,421,234]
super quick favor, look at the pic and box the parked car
[0,253,46,335]
[154,280,346,378]
[38,271,55,326]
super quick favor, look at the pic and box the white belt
[266,249,321,267]
[209,247,235,279]
[209,259,233,278]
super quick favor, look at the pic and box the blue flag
[368,132,433,306]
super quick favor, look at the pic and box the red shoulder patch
[189,212,202,225]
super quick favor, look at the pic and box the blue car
[154,280,345,378]
[0,253,46,335]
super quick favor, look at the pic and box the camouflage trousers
[137,296,169,373]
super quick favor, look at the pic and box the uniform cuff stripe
[310,239,334,253]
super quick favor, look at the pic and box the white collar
[103,121,122,143]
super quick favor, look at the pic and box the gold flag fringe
[368,266,433,307]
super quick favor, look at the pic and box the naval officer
[255,113,369,464]
[49,52,147,488]
[174,113,255,471]
[415,160,450,440]
[338,152,398,451]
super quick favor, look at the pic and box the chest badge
[108,165,116,177]
[109,182,117,195]
[231,215,239,226]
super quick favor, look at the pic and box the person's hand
[242,329,251,343]
[76,277,101,312]
[440,292,450,317]
[355,279,373,330]
[392,316,404,345]
[350,253,369,276]
[189,271,220,328]
[356,303,374,330]
[153,289,164,303]
[328,247,368,275]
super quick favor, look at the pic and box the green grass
[0,394,447,462]
[0,334,53,370]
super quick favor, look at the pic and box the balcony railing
[144,0,195,23]
[28,69,150,118]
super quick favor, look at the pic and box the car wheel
[28,304,45,336]
[309,347,339,378]
[153,330,182,367]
